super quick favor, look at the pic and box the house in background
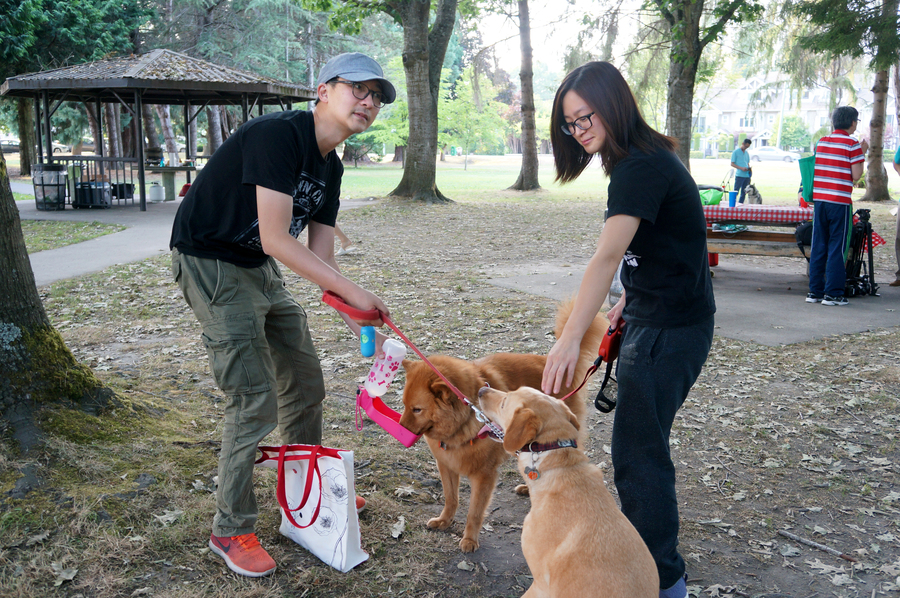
[692,76,897,154]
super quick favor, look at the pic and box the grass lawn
[341,154,900,205]
[20,220,126,253]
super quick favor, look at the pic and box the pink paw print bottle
[363,339,407,397]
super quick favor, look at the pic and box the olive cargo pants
[172,249,325,537]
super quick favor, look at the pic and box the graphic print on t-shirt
[231,171,329,252]
[624,251,640,268]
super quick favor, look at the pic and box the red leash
[558,324,623,413]
[322,291,505,440]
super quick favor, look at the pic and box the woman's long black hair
[551,61,677,183]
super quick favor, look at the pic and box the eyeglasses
[561,112,595,136]
[334,79,385,108]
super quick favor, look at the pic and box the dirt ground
[6,196,900,598]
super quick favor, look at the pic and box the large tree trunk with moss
[509,0,540,191]
[388,0,457,203]
[0,151,115,457]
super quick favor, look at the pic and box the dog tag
[524,466,540,481]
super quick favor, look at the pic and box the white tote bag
[256,445,368,572]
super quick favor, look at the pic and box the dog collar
[439,437,481,451]
[518,439,577,453]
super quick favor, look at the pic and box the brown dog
[398,299,606,552]
[478,386,659,597]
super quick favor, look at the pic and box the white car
[0,136,20,152]
[748,146,802,162]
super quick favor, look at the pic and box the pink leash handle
[322,291,504,440]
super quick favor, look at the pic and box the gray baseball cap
[316,53,396,105]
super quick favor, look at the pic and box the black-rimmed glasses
[334,79,385,108]
[561,112,595,136]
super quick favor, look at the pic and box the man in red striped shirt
[807,106,868,306]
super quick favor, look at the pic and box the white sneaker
[336,245,358,256]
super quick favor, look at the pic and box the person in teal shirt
[730,138,752,204]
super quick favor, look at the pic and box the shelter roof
[0,49,315,105]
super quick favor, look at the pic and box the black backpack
[796,221,813,260]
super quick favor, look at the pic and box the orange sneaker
[356,495,366,513]
[209,533,276,577]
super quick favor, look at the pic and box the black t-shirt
[606,146,716,328]
[170,110,343,268]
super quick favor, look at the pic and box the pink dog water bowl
[356,388,421,448]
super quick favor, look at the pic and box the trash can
[112,183,134,200]
[32,163,67,211]
[72,181,112,209]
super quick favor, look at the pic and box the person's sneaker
[356,495,366,513]
[822,295,849,306]
[805,293,823,303]
[659,573,689,598]
[209,533,276,577]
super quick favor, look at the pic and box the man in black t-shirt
[170,53,395,578]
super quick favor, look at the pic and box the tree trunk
[666,44,700,171]
[860,0,895,203]
[122,116,134,158]
[16,99,35,176]
[653,0,740,173]
[894,64,900,152]
[0,152,116,458]
[207,107,224,154]
[143,104,160,151]
[393,145,405,163]
[156,105,179,156]
[222,106,234,139]
[862,69,891,201]
[105,103,122,158]
[85,102,102,155]
[509,0,540,191]
[388,0,458,203]
[341,145,372,164]
[188,106,200,158]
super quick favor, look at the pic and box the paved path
[16,181,180,286]
[15,179,899,345]
[14,180,378,287]
[486,258,900,346]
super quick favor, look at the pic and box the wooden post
[135,91,146,211]
[33,96,44,166]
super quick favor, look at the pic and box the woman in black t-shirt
[541,62,715,598]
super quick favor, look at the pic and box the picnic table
[704,205,813,258]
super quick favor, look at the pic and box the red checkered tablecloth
[703,205,813,226]
[703,205,885,249]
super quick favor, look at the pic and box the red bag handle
[257,444,347,530]
[278,445,320,529]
